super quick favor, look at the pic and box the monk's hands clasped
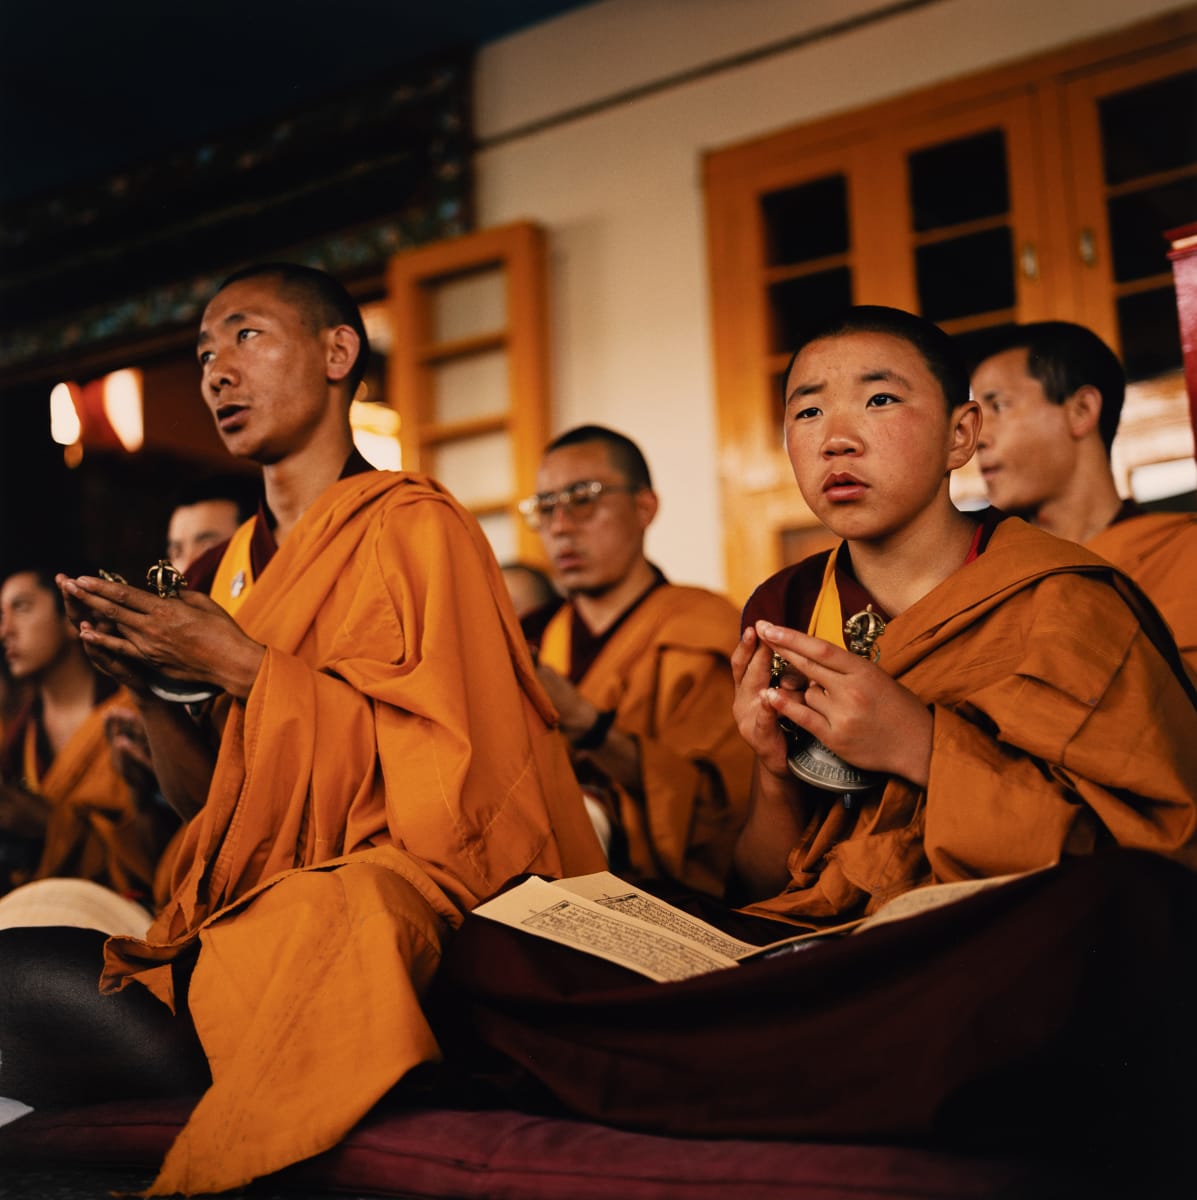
[732,623,805,780]
[56,573,265,701]
[738,620,933,788]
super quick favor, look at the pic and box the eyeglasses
[517,479,638,530]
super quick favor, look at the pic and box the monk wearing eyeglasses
[518,425,754,897]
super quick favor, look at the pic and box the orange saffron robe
[101,471,605,1195]
[741,518,1197,927]
[1087,511,1197,676]
[5,691,158,899]
[539,585,755,896]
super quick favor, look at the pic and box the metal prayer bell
[772,605,887,797]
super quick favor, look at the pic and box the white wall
[475,0,1192,593]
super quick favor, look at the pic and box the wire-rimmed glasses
[517,479,637,530]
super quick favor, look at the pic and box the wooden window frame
[704,9,1197,605]
[386,221,552,563]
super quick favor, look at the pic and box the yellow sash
[539,606,571,676]
[210,520,256,618]
[807,550,848,649]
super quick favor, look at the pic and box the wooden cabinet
[1062,43,1197,378]
[705,10,1197,604]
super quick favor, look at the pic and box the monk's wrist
[572,707,617,751]
[217,640,267,701]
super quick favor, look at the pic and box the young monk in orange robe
[0,264,603,1196]
[431,306,1197,1172]
[732,309,1196,920]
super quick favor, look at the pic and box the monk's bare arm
[534,663,643,793]
[130,696,217,822]
[732,762,809,899]
[574,724,641,795]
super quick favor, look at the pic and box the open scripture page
[475,870,1033,982]
[474,872,823,982]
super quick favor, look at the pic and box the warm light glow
[50,382,82,446]
[1131,458,1197,503]
[350,399,402,470]
[102,368,144,451]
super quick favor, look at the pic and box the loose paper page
[475,870,1041,982]
[550,872,765,960]
[474,875,740,981]
[850,870,1035,933]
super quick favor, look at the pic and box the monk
[971,321,1196,674]
[431,307,1197,1176]
[0,263,603,1195]
[164,472,259,576]
[0,567,167,901]
[518,425,754,896]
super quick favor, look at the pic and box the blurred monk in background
[972,320,1196,674]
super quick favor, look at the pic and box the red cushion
[1,1099,1078,1199]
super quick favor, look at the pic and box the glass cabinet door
[1065,46,1197,381]
[889,93,1048,369]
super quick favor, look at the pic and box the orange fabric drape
[743,518,1197,928]
[1088,511,1197,677]
[102,471,604,1195]
[15,691,160,898]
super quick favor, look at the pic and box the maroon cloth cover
[432,850,1197,1159]
[1,1099,1083,1199]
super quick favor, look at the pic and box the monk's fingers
[56,574,103,628]
[730,626,758,685]
[63,575,158,620]
[78,624,146,661]
[738,691,794,769]
[765,685,824,736]
[802,679,833,716]
[755,621,860,679]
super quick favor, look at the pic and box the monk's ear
[946,398,981,471]
[1064,384,1102,441]
[324,325,361,385]
[634,487,659,531]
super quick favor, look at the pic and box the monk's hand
[103,705,157,792]
[757,621,932,788]
[56,573,155,694]
[732,623,807,780]
[58,574,265,701]
[534,662,603,746]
